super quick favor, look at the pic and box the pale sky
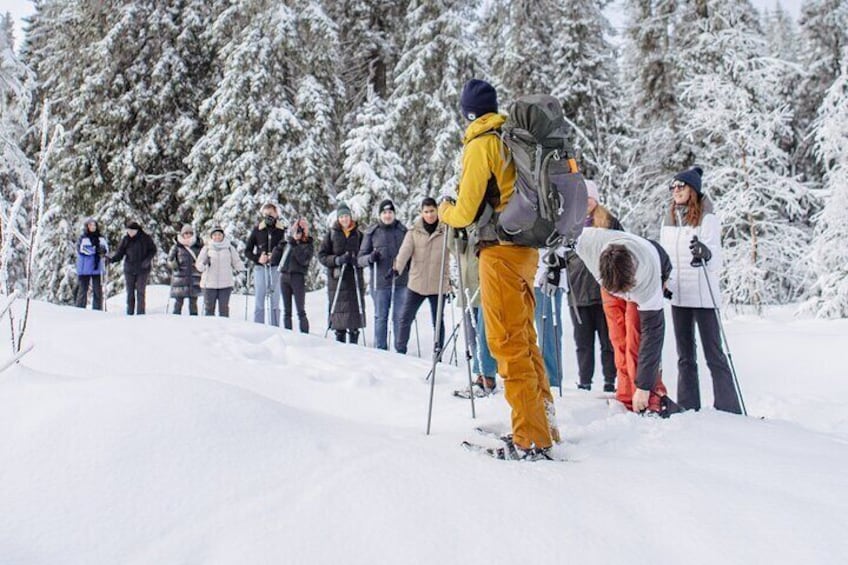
[2,0,806,54]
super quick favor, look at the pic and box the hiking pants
[569,303,616,388]
[480,245,553,450]
[672,306,741,414]
[534,287,564,388]
[467,306,497,378]
[282,272,309,333]
[601,290,667,411]
[173,296,198,316]
[124,272,149,315]
[395,290,445,355]
[76,275,103,310]
[204,287,232,317]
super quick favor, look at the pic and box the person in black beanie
[660,166,742,413]
[107,220,157,315]
[357,198,408,350]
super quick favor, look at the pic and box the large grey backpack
[496,94,588,248]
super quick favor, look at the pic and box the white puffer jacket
[659,197,722,309]
[196,238,245,290]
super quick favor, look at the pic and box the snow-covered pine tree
[338,87,406,223]
[287,1,343,229]
[794,0,848,183]
[386,0,489,217]
[675,0,816,309]
[616,0,688,235]
[180,1,304,245]
[807,48,848,318]
[0,12,36,295]
[480,1,625,202]
[549,0,624,201]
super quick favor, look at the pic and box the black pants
[569,303,616,387]
[395,290,445,355]
[204,287,232,317]
[124,272,149,315]
[335,329,359,344]
[671,306,741,414]
[76,275,103,310]
[282,273,309,333]
[173,296,198,315]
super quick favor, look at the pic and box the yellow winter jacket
[438,113,516,231]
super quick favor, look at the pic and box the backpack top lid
[503,94,569,148]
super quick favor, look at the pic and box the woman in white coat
[659,167,741,414]
[196,226,245,317]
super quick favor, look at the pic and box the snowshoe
[461,439,556,462]
[453,375,497,399]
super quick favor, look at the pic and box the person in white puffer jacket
[659,167,742,414]
[196,226,245,317]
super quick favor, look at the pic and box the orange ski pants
[601,290,667,412]
[479,245,553,449]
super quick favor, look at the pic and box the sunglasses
[669,180,688,192]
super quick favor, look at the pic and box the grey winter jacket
[357,220,409,290]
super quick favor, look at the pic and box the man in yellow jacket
[439,79,559,458]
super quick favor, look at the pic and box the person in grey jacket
[357,199,408,351]
[576,227,670,413]
[196,226,245,317]
[660,167,741,414]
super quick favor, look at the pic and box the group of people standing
[74,77,742,462]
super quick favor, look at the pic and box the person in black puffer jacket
[318,203,366,344]
[168,224,203,315]
[107,219,157,315]
[357,199,408,351]
[279,217,314,333]
[245,203,286,326]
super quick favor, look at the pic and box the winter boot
[577,383,591,391]
[453,375,498,399]
[603,382,616,393]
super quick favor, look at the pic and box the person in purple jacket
[75,218,109,310]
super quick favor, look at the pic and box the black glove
[346,251,357,265]
[689,236,712,267]
[385,268,399,281]
[663,287,673,300]
[541,266,561,296]
[370,249,381,264]
[334,255,346,266]
[97,245,107,256]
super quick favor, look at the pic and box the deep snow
[1,286,846,564]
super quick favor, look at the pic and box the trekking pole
[552,291,563,397]
[448,289,458,366]
[388,272,396,348]
[243,268,250,321]
[697,253,747,416]
[353,266,367,347]
[540,289,548,391]
[425,224,451,435]
[264,264,274,326]
[454,233,476,418]
[102,260,109,312]
[414,317,421,357]
[324,263,347,338]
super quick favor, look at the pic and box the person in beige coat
[196,226,245,317]
[391,197,451,355]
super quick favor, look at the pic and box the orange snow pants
[479,245,553,449]
[601,290,667,412]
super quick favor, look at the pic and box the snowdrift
[1,289,846,564]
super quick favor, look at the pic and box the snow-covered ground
[1,286,846,564]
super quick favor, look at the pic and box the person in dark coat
[167,224,203,315]
[75,218,109,310]
[107,220,157,315]
[565,180,623,392]
[245,203,286,326]
[357,199,408,351]
[279,217,314,333]
[318,203,366,344]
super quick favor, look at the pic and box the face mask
[265,215,277,226]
